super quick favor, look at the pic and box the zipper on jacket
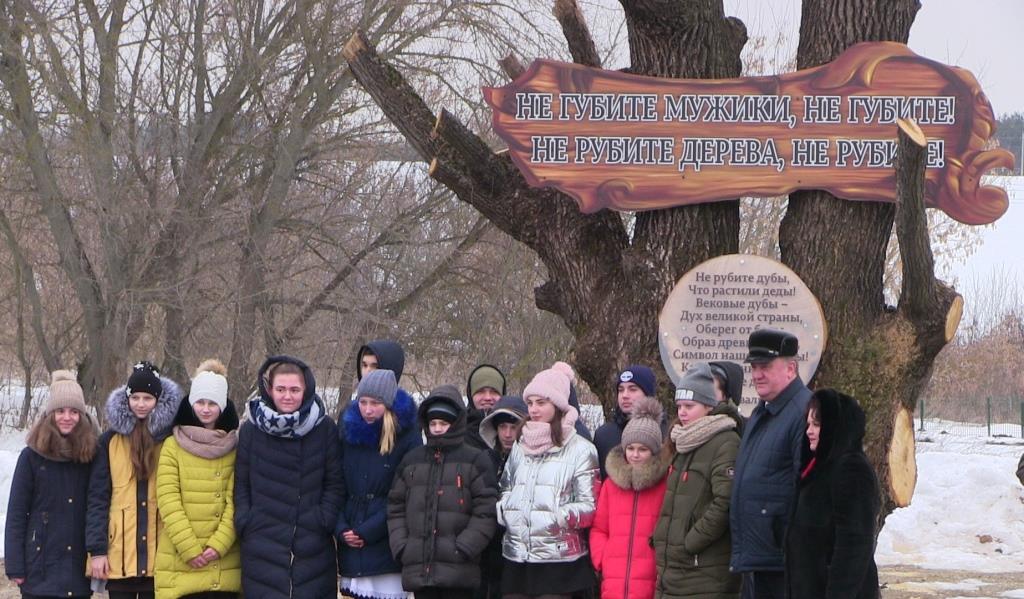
[656,458,680,592]
[39,512,49,577]
[423,448,443,581]
[623,492,639,598]
[290,489,299,599]
[121,509,127,577]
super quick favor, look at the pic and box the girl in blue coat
[337,368,420,599]
[5,370,98,599]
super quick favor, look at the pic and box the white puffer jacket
[497,432,599,562]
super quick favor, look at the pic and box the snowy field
[875,424,1024,575]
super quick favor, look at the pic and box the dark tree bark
[344,0,745,405]
[778,0,958,521]
[347,0,951,521]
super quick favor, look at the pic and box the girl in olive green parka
[652,363,741,599]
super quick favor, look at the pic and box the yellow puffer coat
[154,434,240,598]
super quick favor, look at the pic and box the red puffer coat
[590,445,671,599]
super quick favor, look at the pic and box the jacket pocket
[745,500,786,552]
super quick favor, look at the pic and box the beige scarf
[173,425,239,460]
[519,406,579,455]
[670,414,736,454]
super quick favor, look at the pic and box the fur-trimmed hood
[802,388,867,469]
[105,376,183,440]
[479,395,527,448]
[604,443,672,491]
[342,386,417,446]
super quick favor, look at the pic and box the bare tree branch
[553,0,601,68]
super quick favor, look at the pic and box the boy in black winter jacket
[387,385,498,599]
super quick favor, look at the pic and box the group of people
[5,330,883,599]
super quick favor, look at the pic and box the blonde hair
[379,409,398,456]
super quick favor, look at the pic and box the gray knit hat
[674,362,718,407]
[356,368,399,408]
[620,396,664,453]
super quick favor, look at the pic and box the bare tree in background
[0,0,577,420]
[342,0,970,521]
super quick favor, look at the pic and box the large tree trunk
[344,0,746,405]
[346,0,952,522]
[780,0,957,521]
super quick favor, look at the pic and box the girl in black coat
[784,389,881,599]
[387,385,498,599]
[5,370,98,599]
[234,355,343,599]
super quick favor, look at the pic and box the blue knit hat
[618,365,656,397]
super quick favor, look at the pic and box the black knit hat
[126,361,162,398]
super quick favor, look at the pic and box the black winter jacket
[785,389,880,599]
[593,407,628,479]
[336,386,422,579]
[729,376,811,572]
[5,447,92,597]
[234,356,343,599]
[465,407,499,472]
[387,385,498,590]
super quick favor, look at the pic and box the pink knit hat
[522,361,575,413]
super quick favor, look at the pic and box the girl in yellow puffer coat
[155,360,241,599]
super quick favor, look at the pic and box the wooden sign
[658,254,827,414]
[483,42,1014,225]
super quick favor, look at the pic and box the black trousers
[107,593,154,599]
[742,571,785,599]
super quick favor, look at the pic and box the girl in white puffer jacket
[497,361,599,598]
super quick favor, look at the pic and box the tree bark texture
[344,0,746,403]
[780,0,957,522]
[349,0,953,522]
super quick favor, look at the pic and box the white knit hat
[189,359,229,410]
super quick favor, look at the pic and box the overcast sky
[721,0,1024,317]
[724,0,1024,116]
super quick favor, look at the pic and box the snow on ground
[875,427,1024,573]
[0,430,25,558]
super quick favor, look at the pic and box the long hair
[27,411,97,463]
[379,409,397,456]
[550,409,565,447]
[129,420,158,480]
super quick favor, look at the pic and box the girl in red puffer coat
[591,396,670,599]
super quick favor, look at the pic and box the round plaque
[658,254,827,414]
